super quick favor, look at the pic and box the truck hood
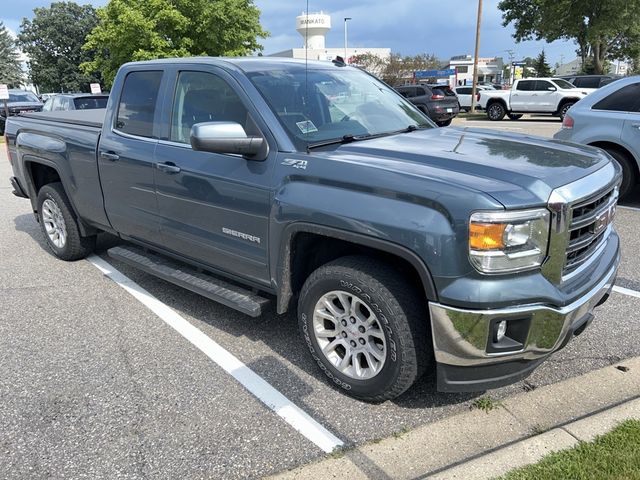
[329,127,609,208]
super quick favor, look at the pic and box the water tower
[296,11,331,49]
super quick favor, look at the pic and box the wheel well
[286,232,427,312]
[558,97,580,108]
[486,99,506,109]
[589,141,639,177]
[27,162,61,193]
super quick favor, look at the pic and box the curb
[269,356,640,480]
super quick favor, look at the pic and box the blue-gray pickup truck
[6,58,621,401]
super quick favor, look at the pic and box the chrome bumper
[429,260,618,367]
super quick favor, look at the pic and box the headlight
[469,208,550,273]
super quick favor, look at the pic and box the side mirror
[190,122,268,160]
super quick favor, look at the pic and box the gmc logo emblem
[594,204,616,235]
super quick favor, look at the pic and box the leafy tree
[82,0,269,86]
[498,0,640,74]
[349,53,387,77]
[18,2,100,93]
[533,50,552,76]
[381,53,442,85]
[0,22,24,87]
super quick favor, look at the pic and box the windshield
[9,91,40,103]
[552,79,576,89]
[248,66,433,150]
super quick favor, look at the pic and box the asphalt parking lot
[2,140,640,478]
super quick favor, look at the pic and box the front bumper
[431,259,618,392]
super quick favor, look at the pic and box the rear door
[98,69,167,243]
[510,80,535,111]
[617,83,640,165]
[152,66,274,286]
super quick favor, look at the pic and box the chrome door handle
[156,162,181,174]
[100,151,120,161]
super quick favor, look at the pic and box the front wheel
[487,102,506,121]
[37,183,96,260]
[298,256,429,402]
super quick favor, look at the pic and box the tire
[436,119,452,127]
[37,182,96,261]
[507,113,523,121]
[559,102,575,120]
[604,148,637,200]
[487,102,506,121]
[298,255,430,402]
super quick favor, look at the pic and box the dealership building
[446,55,504,85]
[269,12,390,67]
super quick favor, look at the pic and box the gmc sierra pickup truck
[6,58,621,401]
[479,78,593,121]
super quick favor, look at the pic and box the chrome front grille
[563,186,617,277]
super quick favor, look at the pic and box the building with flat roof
[446,55,504,86]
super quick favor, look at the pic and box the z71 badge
[281,159,308,170]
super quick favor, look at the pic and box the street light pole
[344,17,351,63]
[470,0,483,113]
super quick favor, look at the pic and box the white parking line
[612,285,640,299]
[87,255,343,453]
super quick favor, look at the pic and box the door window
[593,83,640,113]
[115,70,163,138]
[534,80,554,91]
[516,80,535,91]
[170,71,249,144]
[574,77,601,88]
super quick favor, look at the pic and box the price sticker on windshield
[0,84,8,100]
[90,83,102,94]
[296,120,318,134]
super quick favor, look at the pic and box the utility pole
[343,17,352,63]
[470,0,483,113]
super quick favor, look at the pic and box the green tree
[17,2,100,93]
[381,53,441,85]
[0,22,24,87]
[82,0,269,86]
[498,0,640,74]
[533,50,552,76]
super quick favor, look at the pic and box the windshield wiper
[307,134,358,151]
[307,125,430,151]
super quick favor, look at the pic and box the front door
[153,69,273,286]
[533,80,557,112]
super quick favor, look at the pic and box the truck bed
[21,109,105,129]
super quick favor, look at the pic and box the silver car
[554,76,640,199]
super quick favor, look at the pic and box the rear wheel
[559,102,575,120]
[604,148,637,200]
[507,113,523,121]
[37,183,96,260]
[436,119,452,127]
[487,102,506,121]
[298,256,429,402]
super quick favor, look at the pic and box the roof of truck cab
[122,56,351,73]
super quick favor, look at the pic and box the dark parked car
[6,58,620,401]
[42,93,109,112]
[395,84,459,126]
[0,89,43,135]
[559,75,619,89]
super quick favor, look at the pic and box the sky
[1,0,577,66]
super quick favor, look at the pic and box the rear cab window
[115,71,163,138]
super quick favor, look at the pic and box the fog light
[496,320,507,342]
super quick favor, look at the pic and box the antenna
[304,0,309,152]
